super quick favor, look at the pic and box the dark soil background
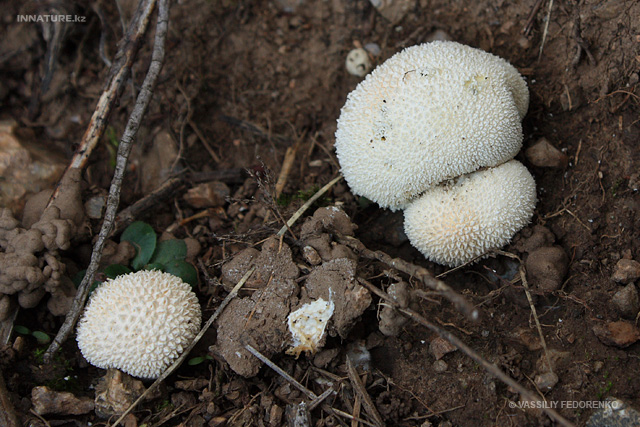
[1,0,639,426]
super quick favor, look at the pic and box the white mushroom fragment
[76,270,201,379]
[335,41,529,210]
[286,296,335,356]
[403,160,536,267]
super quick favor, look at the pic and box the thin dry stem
[346,357,384,427]
[45,0,170,362]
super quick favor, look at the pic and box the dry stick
[111,267,255,427]
[44,0,170,363]
[276,175,343,237]
[538,0,554,61]
[522,0,544,35]
[345,357,385,427]
[245,344,375,427]
[46,0,157,208]
[337,234,479,322]
[495,251,554,376]
[356,277,575,427]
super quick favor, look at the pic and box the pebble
[526,246,569,291]
[31,386,94,416]
[345,48,372,77]
[611,259,640,284]
[525,137,569,168]
[592,321,640,348]
[534,371,558,392]
[433,359,448,373]
[612,283,640,319]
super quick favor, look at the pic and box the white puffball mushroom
[403,160,536,267]
[76,270,201,379]
[286,296,335,357]
[335,41,529,210]
[346,48,373,77]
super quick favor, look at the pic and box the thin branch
[345,357,384,427]
[337,234,479,322]
[356,277,575,427]
[111,266,255,427]
[44,0,170,362]
[46,0,157,208]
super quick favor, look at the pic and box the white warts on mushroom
[76,270,201,379]
[335,41,529,210]
[403,160,537,267]
[334,41,536,266]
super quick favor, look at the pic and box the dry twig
[356,277,575,427]
[45,0,170,362]
[346,357,384,427]
[47,0,158,208]
[337,234,479,322]
[111,267,255,427]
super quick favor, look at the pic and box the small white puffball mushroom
[346,48,373,77]
[403,160,536,267]
[286,296,334,357]
[76,270,201,379]
[335,41,529,210]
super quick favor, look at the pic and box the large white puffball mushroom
[335,41,529,210]
[403,160,536,267]
[76,270,201,379]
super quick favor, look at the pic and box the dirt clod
[429,336,458,361]
[612,284,640,319]
[94,369,147,418]
[525,137,569,168]
[593,321,640,348]
[611,259,640,284]
[525,246,569,291]
[31,385,94,416]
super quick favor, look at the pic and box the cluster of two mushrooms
[335,41,537,267]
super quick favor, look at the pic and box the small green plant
[188,354,214,366]
[277,186,330,207]
[105,126,120,169]
[75,221,198,289]
[13,325,51,345]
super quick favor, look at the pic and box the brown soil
[1,0,639,426]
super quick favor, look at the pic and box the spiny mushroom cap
[76,270,201,379]
[403,160,536,267]
[335,41,529,210]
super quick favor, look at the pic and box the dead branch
[44,0,170,362]
[110,266,255,427]
[336,234,479,322]
[46,0,158,208]
[356,277,575,427]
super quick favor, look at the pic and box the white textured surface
[76,270,201,379]
[335,41,529,210]
[403,160,536,267]
[287,297,334,354]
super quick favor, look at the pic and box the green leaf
[31,331,51,345]
[188,356,205,366]
[14,325,31,335]
[163,260,198,287]
[103,264,132,279]
[121,222,157,270]
[149,240,187,265]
